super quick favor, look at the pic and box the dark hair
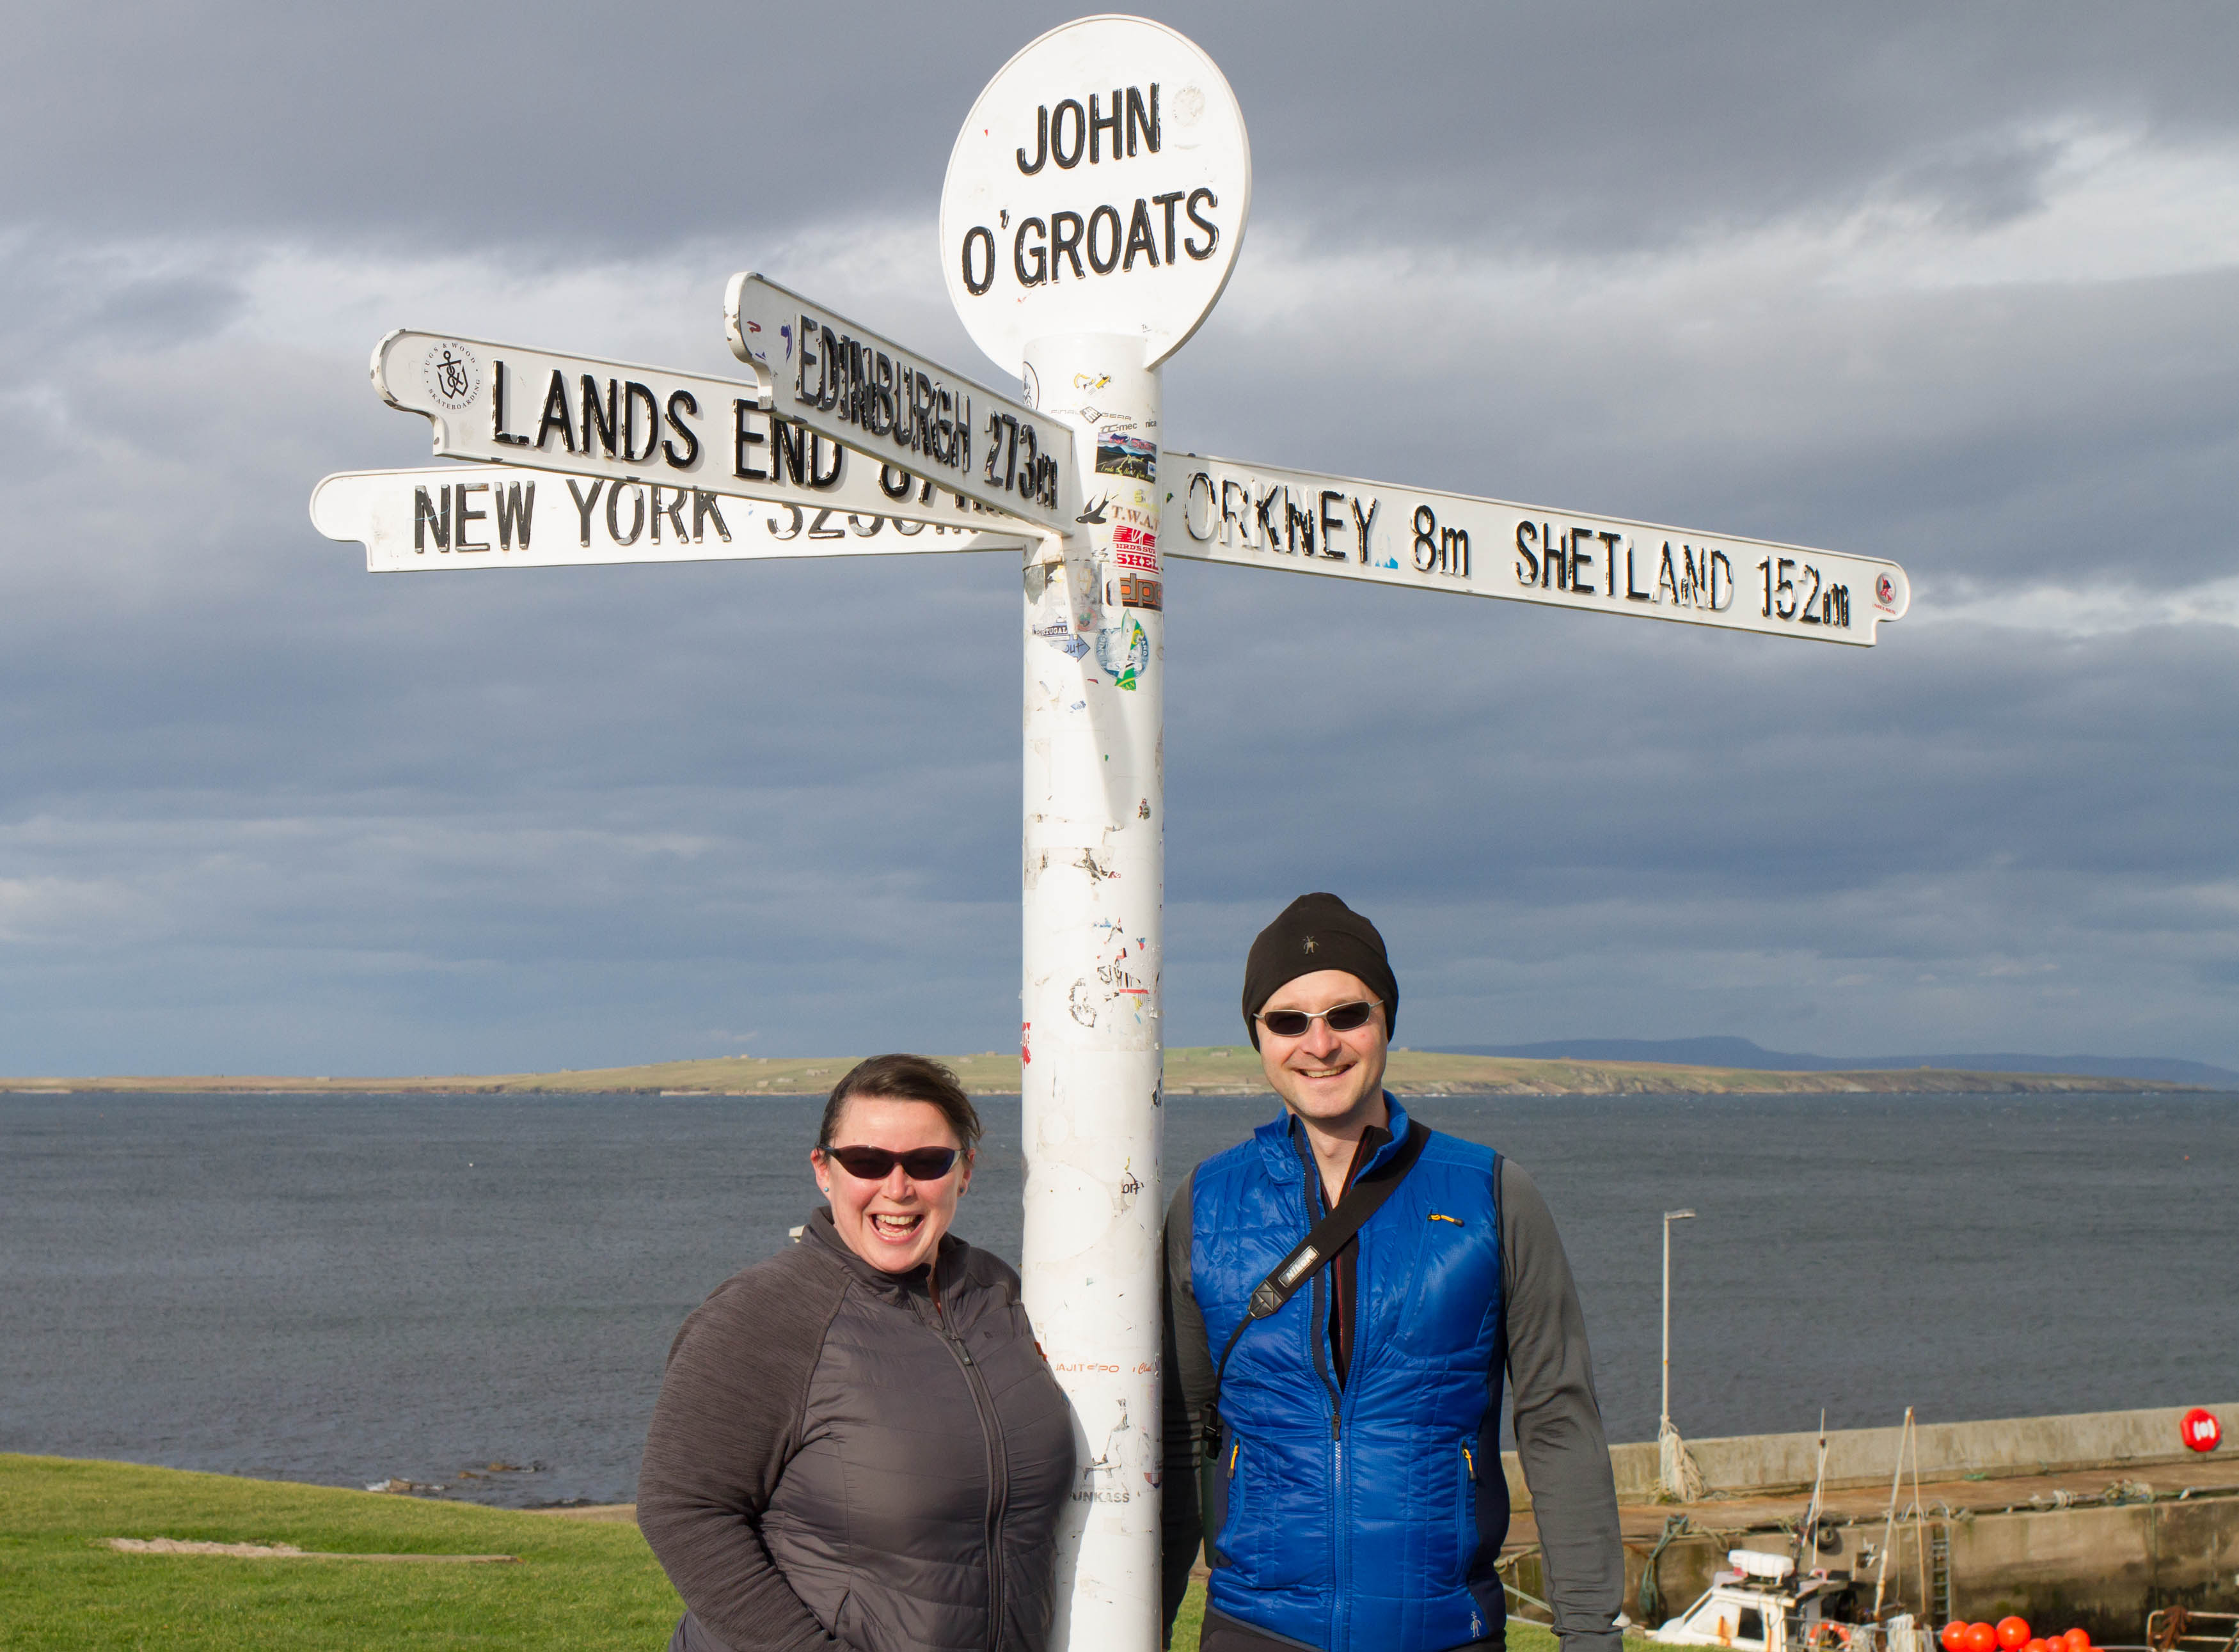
[817,1054,983,1153]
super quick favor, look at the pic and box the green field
[0,1456,677,1650]
[1,1454,1583,1651]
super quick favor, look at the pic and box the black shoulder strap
[1201,1119,1431,1451]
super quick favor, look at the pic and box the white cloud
[1830,124,2239,292]
[1920,574,2239,636]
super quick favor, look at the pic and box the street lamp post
[1659,1208,1697,1502]
[1660,1208,1694,1433]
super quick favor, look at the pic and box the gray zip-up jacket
[639,1212,1077,1652]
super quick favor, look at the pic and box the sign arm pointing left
[310,466,1032,572]
[357,329,1034,546]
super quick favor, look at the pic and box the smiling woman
[636,1055,1075,1652]
[811,1057,983,1274]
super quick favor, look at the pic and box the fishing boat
[1649,1548,1927,1652]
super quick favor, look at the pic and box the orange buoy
[2181,1407,2222,1452]
[1965,1624,1998,1652]
[1943,1626,1968,1652]
[2061,1630,2090,1652]
[1998,1619,2032,1651]
[2025,1639,2050,1652]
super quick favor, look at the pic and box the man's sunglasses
[1255,1001,1379,1039]
[819,1144,962,1181]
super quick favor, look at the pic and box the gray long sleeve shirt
[1161,1152,1624,1652]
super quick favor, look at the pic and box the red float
[1942,1626,1968,1652]
[2061,1630,2091,1652]
[1965,1624,1998,1652]
[1998,1617,2033,1650]
[2181,1406,2222,1452]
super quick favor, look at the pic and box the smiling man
[1160,893,1622,1652]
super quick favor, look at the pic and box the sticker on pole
[941,15,1250,376]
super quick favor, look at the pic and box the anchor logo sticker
[421,341,481,411]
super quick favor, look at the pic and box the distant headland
[1,1048,2218,1096]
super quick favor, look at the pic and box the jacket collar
[1253,1092,1411,1182]
[799,1206,964,1299]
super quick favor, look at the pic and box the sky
[3,2,2237,1076]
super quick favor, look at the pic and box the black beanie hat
[1240,892,1398,1048]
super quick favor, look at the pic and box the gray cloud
[1,6,2235,1074]
[11,5,2236,255]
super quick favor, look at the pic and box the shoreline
[0,1048,2215,1097]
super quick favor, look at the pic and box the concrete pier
[1494,1404,2239,1642]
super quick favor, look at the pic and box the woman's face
[811,1095,974,1275]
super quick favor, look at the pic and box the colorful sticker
[1113,521,1159,572]
[1118,572,1162,611]
[1095,432,1156,482]
[1096,615,1150,689]
[1032,615,1090,659]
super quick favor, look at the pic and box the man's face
[1256,968,1390,1133]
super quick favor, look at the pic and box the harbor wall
[1494,1403,2239,1644]
[1945,1497,2239,1637]
[1500,1403,2239,1511]
[1524,1489,2239,1645]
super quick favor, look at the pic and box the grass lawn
[0,1454,680,1649]
[4,1452,1592,1651]
[1171,1579,1570,1652]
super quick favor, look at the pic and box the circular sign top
[942,15,1250,377]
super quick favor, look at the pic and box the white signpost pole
[944,22,1251,1649]
[1015,333,1164,1648]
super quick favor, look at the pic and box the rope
[1659,1418,1707,1504]
[1506,1579,1556,1618]
[1494,1552,1557,1623]
[1638,1513,1691,1626]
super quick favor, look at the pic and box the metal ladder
[1929,1524,1952,1624]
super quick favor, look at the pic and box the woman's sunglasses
[819,1144,962,1181]
[1255,1001,1379,1039]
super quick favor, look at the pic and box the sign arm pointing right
[724,272,1081,537]
[1163,452,1911,643]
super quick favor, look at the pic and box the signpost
[310,17,1911,1652]
[1166,452,1911,641]
[312,466,1029,573]
[938,15,1252,373]
[372,331,1018,537]
[725,274,1082,534]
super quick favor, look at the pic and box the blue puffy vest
[1191,1097,1508,1652]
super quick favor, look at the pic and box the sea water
[3,1090,2232,1507]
